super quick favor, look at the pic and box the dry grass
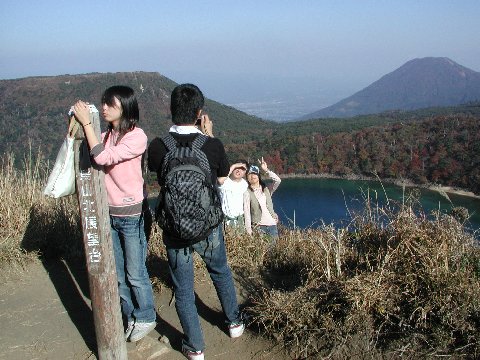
[240,195,480,359]
[0,151,83,276]
[2,150,479,358]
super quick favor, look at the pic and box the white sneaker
[182,346,204,360]
[125,321,135,341]
[129,321,156,342]
[228,322,245,338]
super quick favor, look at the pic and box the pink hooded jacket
[90,127,147,216]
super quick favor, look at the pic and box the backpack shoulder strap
[190,134,211,173]
[159,133,212,180]
[191,134,208,150]
[161,133,177,152]
[159,134,178,183]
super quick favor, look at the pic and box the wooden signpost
[74,106,128,360]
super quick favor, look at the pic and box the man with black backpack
[147,84,244,360]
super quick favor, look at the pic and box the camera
[68,104,98,117]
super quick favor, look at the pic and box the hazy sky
[1,0,479,109]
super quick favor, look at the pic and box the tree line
[226,114,480,194]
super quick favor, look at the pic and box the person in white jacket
[218,160,249,231]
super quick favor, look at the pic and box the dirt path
[0,259,289,360]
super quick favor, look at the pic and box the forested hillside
[241,114,480,194]
[0,72,272,162]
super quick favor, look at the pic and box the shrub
[242,198,480,358]
[0,151,83,275]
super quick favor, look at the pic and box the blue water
[272,178,480,234]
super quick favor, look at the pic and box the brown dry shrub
[0,151,83,272]
[243,197,480,359]
[146,221,170,292]
[0,151,45,241]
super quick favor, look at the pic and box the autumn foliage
[234,114,480,194]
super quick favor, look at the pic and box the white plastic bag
[43,136,76,198]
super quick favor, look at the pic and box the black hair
[102,85,139,143]
[248,172,267,192]
[170,84,204,125]
[236,159,249,168]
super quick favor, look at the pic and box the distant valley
[228,96,329,122]
[208,74,357,121]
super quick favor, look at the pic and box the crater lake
[272,178,480,235]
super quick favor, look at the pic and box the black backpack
[155,133,224,247]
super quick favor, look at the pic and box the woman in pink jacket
[73,86,156,342]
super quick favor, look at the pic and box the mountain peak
[301,57,480,119]
[392,57,473,77]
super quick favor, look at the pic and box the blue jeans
[258,224,279,240]
[111,214,156,323]
[166,225,241,352]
